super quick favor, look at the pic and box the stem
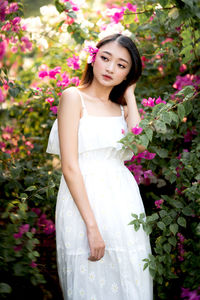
[124,5,177,15]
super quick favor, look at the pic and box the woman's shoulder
[59,86,82,106]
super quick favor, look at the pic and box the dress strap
[76,88,88,115]
[120,105,124,117]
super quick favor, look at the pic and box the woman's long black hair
[79,33,142,105]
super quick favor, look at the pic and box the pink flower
[131,125,143,135]
[13,224,30,239]
[181,287,200,300]
[45,97,54,105]
[49,66,61,79]
[0,0,8,21]
[126,3,137,12]
[13,232,23,239]
[179,64,187,72]
[50,106,58,114]
[32,207,41,216]
[177,232,185,243]
[70,76,80,86]
[155,199,164,209]
[121,128,125,134]
[0,41,6,60]
[83,44,99,64]
[155,96,166,105]
[67,55,80,70]
[0,88,5,102]
[13,245,22,252]
[25,141,34,149]
[38,70,48,79]
[126,3,138,22]
[11,16,21,25]
[161,38,173,45]
[30,261,37,268]
[57,72,70,87]
[21,36,32,51]
[6,3,18,14]
[3,126,13,133]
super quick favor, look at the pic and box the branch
[124,5,177,15]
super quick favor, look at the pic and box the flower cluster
[155,199,164,209]
[32,208,55,235]
[67,54,80,70]
[0,126,34,156]
[173,74,200,94]
[131,125,143,135]
[83,44,99,64]
[181,287,200,300]
[142,96,166,107]
[105,3,138,24]
[125,150,156,185]
[177,232,186,262]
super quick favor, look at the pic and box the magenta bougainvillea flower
[67,54,80,70]
[131,125,143,135]
[0,41,6,60]
[83,45,99,64]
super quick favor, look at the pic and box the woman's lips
[102,74,113,80]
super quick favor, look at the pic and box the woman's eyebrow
[102,50,129,64]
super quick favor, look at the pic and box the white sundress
[46,87,153,300]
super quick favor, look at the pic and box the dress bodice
[46,88,133,161]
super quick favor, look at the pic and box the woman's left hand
[124,83,136,101]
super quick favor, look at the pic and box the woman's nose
[106,61,115,73]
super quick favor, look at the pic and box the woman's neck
[79,80,113,103]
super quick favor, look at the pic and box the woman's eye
[118,64,126,69]
[101,56,109,61]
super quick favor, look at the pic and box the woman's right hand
[87,226,105,261]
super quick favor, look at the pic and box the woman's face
[92,41,132,87]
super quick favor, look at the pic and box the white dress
[46,88,153,300]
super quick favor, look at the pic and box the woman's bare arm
[57,87,105,261]
[123,85,146,153]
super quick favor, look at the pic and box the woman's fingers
[88,245,105,261]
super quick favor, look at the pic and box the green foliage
[0,0,200,299]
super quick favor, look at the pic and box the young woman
[46,33,153,300]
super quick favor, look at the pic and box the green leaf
[20,193,28,200]
[123,10,135,25]
[183,101,193,115]
[161,112,172,125]
[168,236,177,247]
[177,104,185,121]
[157,221,166,230]
[153,147,169,158]
[163,243,172,254]
[152,103,166,117]
[177,217,186,228]
[143,262,149,271]
[55,0,65,13]
[162,216,172,226]
[129,143,138,154]
[0,283,12,294]
[131,213,138,219]
[169,111,179,125]
[139,134,149,148]
[182,206,193,216]
[169,223,178,235]
[154,120,167,134]
[25,186,37,191]
[166,198,184,209]
[145,128,153,141]
[159,210,168,218]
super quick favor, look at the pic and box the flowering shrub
[0,0,200,299]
